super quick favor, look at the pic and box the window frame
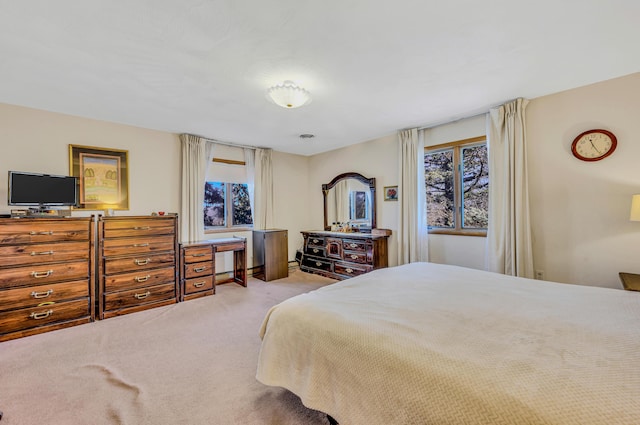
[424,135,488,237]
[204,181,253,234]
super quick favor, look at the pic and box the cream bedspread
[256,262,640,425]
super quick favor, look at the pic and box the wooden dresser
[300,230,390,280]
[97,215,178,319]
[0,216,95,342]
[253,229,288,281]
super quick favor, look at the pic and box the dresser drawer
[184,275,214,295]
[301,256,332,272]
[103,219,176,238]
[0,221,89,245]
[0,261,89,289]
[305,246,325,257]
[342,239,368,252]
[0,298,89,334]
[342,251,369,264]
[0,241,89,267]
[334,262,372,277]
[183,246,213,263]
[185,261,213,279]
[0,279,89,311]
[102,235,175,257]
[104,282,176,311]
[104,267,175,292]
[215,241,245,252]
[306,236,325,248]
[104,252,176,274]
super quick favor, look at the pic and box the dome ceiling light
[266,80,312,109]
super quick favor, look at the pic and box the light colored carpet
[0,269,336,425]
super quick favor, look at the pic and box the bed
[256,262,640,425]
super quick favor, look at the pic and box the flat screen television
[8,171,78,208]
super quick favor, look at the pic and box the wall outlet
[535,270,544,280]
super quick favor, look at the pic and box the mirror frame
[322,172,376,231]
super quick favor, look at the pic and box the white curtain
[486,98,534,278]
[244,148,256,224]
[180,134,214,243]
[253,148,274,230]
[397,128,429,264]
[334,180,349,224]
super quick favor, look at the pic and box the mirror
[323,172,376,231]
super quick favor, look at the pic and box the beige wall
[2,71,638,287]
[527,72,640,288]
[308,134,400,266]
[0,103,180,216]
[310,72,640,289]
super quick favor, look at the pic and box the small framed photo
[384,186,398,201]
[69,144,129,210]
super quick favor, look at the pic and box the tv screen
[8,171,78,207]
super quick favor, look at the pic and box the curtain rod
[412,97,522,131]
[415,111,486,131]
[186,133,264,150]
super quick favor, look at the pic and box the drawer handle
[29,231,53,236]
[134,291,151,300]
[350,254,359,259]
[349,243,358,248]
[345,268,354,274]
[135,275,151,283]
[30,289,54,299]
[30,250,54,256]
[315,262,322,267]
[31,270,53,278]
[133,226,151,230]
[133,243,149,247]
[193,281,206,288]
[312,239,319,243]
[30,309,53,320]
[192,253,207,257]
[313,249,319,253]
[134,258,151,265]
[193,266,207,273]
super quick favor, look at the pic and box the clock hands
[589,139,602,155]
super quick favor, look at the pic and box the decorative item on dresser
[97,215,178,319]
[179,237,247,301]
[0,216,95,342]
[300,230,390,280]
[252,229,288,282]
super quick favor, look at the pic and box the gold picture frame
[69,144,129,210]
[384,186,398,201]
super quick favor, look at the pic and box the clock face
[571,129,617,161]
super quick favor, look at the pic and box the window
[204,182,253,230]
[203,145,253,232]
[424,136,488,236]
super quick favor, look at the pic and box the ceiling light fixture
[266,80,312,109]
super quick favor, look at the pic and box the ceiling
[0,1,638,156]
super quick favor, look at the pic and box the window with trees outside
[203,146,253,232]
[424,136,488,236]
[204,182,252,230]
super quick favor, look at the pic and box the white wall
[527,72,640,288]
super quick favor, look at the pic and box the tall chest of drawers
[0,216,95,342]
[98,215,178,319]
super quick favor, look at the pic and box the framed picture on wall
[69,144,129,210]
[384,186,398,201]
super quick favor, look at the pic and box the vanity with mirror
[300,172,391,280]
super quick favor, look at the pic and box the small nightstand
[618,272,640,291]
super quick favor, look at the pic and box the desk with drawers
[179,237,247,301]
